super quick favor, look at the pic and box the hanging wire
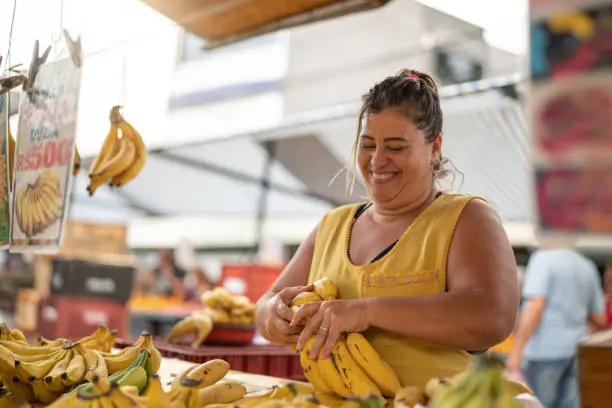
[51,0,65,58]
[3,0,18,73]
[119,54,127,107]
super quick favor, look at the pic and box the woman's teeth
[371,172,395,181]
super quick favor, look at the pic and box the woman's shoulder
[324,203,363,220]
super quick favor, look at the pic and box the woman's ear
[431,134,443,162]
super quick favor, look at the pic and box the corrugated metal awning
[139,0,392,49]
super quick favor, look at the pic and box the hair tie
[408,74,418,80]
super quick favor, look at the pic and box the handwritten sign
[9,57,82,252]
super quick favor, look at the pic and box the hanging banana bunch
[87,106,146,196]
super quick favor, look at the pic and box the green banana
[74,348,151,396]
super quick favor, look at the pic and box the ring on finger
[319,326,329,332]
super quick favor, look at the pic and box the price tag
[0,95,11,248]
[529,0,612,238]
[9,57,82,252]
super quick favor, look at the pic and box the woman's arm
[363,199,519,350]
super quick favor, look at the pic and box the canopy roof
[139,0,392,49]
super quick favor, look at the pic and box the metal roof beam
[151,150,341,207]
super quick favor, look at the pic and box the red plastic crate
[115,338,305,381]
[38,295,128,340]
[220,264,284,303]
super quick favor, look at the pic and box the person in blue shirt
[506,247,606,408]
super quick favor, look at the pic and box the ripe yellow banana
[312,277,339,300]
[12,347,66,381]
[74,344,107,382]
[299,339,333,394]
[44,347,75,391]
[89,108,120,177]
[8,329,27,344]
[312,392,346,408]
[197,381,247,406]
[145,374,172,408]
[177,359,230,388]
[91,134,136,180]
[394,386,426,408]
[72,146,81,176]
[316,354,351,397]
[101,331,160,374]
[330,340,382,399]
[60,352,86,386]
[291,292,322,307]
[345,333,401,397]
[1,376,36,402]
[110,120,147,187]
[30,378,63,404]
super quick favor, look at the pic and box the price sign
[9,57,82,252]
[0,94,11,248]
[529,0,612,238]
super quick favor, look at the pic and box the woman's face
[357,108,441,206]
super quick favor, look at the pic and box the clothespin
[63,29,82,68]
[25,40,52,92]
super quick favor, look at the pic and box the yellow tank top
[308,192,475,388]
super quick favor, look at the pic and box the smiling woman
[254,69,520,389]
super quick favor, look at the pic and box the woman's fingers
[319,322,341,359]
[296,312,323,353]
[274,301,294,321]
[290,302,320,326]
[278,285,314,305]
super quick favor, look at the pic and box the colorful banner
[529,0,612,237]
[0,94,12,248]
[9,57,82,252]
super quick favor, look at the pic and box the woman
[254,69,519,388]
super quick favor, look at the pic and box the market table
[156,356,297,393]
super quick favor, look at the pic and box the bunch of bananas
[295,278,401,401]
[0,325,116,404]
[0,325,163,406]
[100,331,162,376]
[168,287,256,349]
[0,324,27,344]
[15,170,62,238]
[47,348,158,408]
[87,106,146,196]
[427,354,524,408]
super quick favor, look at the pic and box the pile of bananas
[424,354,526,408]
[168,287,256,349]
[87,106,147,196]
[0,325,161,406]
[46,347,159,408]
[14,170,63,238]
[295,279,532,408]
[295,279,400,402]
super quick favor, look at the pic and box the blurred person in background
[254,68,520,389]
[134,249,188,298]
[605,263,612,328]
[506,246,606,408]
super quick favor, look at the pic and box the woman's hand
[292,298,370,359]
[259,285,313,345]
